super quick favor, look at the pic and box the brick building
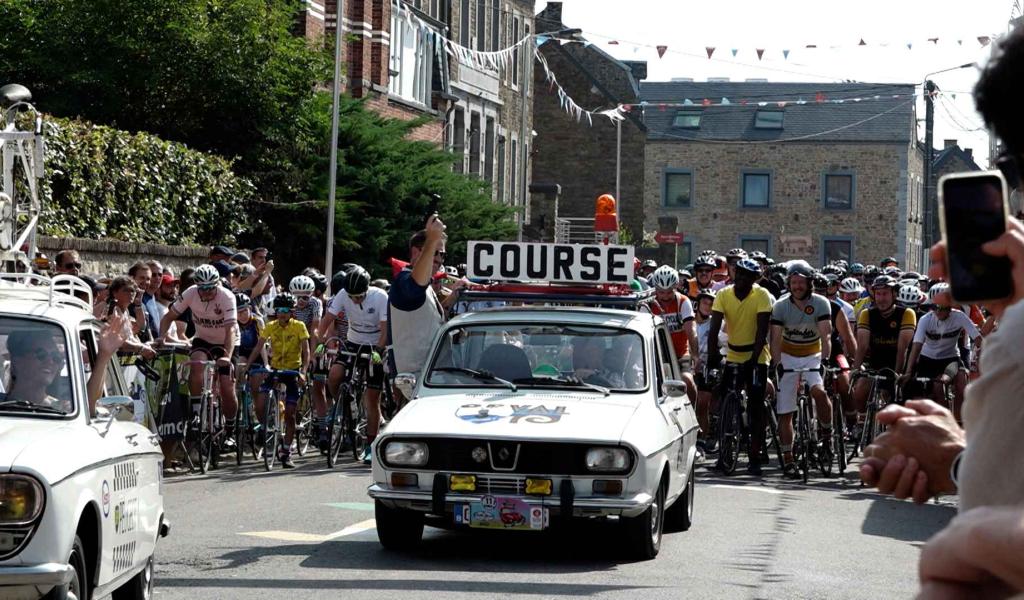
[641,81,926,270]
[530,2,647,243]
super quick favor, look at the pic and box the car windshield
[426,323,647,392]
[0,318,75,416]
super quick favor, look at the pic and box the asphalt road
[144,452,957,600]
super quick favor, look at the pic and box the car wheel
[44,534,88,600]
[374,500,424,551]
[111,553,154,600]
[664,462,695,532]
[621,479,664,560]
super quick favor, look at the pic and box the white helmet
[445,265,459,277]
[650,265,680,290]
[289,275,315,294]
[928,282,951,303]
[839,277,863,294]
[194,264,221,287]
[897,284,923,307]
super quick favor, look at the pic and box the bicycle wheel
[832,395,847,475]
[327,401,345,468]
[294,386,312,457]
[263,389,281,471]
[717,393,741,475]
[762,398,785,471]
[797,397,811,483]
[198,394,214,474]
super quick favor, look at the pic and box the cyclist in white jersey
[160,264,239,441]
[317,266,388,463]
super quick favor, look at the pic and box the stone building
[641,81,926,270]
[932,139,982,180]
[530,2,647,243]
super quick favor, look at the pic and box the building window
[511,16,520,87]
[754,110,784,129]
[460,0,470,47]
[453,108,465,174]
[468,112,481,175]
[672,111,701,129]
[491,1,500,51]
[823,173,854,210]
[484,117,495,182]
[497,134,506,202]
[822,236,854,265]
[740,235,771,256]
[676,242,693,269]
[741,171,771,208]
[662,170,692,209]
[476,0,486,51]
[510,137,518,204]
[389,9,434,106]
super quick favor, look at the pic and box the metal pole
[325,0,345,280]
[615,119,621,204]
[517,33,530,242]
[922,80,935,264]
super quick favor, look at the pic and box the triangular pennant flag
[584,41,593,47]
[756,48,765,60]
[951,93,957,100]
[783,49,790,60]
[758,101,768,107]
[731,48,739,57]
[657,45,668,58]
[608,40,619,45]
[859,38,867,46]
[777,101,787,108]
[796,98,807,105]
[535,34,551,46]
[683,98,694,105]
[815,92,826,103]
[907,42,913,50]
[957,39,963,46]
[706,47,715,59]
[978,36,991,46]
[740,99,749,106]
[702,98,712,106]
[558,38,572,45]
[805,44,817,49]
[929,37,939,44]
[721,97,731,105]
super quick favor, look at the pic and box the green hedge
[36,116,255,245]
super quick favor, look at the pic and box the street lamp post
[325,0,345,282]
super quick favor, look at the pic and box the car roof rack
[456,282,654,309]
[0,272,94,313]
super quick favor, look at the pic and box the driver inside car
[2,328,70,412]
[571,336,624,388]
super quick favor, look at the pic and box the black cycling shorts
[192,338,231,376]
[334,341,384,390]
[915,355,962,380]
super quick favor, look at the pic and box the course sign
[468,241,635,285]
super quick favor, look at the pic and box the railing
[0,272,93,313]
[554,217,601,244]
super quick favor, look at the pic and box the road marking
[707,484,784,495]
[238,519,377,543]
[323,502,375,511]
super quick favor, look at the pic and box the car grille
[476,475,526,495]
[385,438,630,476]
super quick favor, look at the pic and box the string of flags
[534,44,627,125]
[620,91,930,111]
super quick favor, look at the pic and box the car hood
[387,391,642,443]
[0,418,78,479]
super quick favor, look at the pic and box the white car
[0,275,167,600]
[370,303,698,559]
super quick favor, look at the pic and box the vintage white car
[0,275,167,600]
[370,296,699,559]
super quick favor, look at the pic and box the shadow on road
[858,497,956,543]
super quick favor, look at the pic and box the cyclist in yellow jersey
[707,259,773,475]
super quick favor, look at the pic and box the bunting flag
[608,40,619,45]
[617,91,921,110]
[731,48,739,57]
[702,98,712,106]
[721,97,731,105]
[706,47,715,59]
[907,42,913,50]
[978,36,991,46]
[683,98,694,105]
[657,45,668,58]
[533,47,626,125]
[756,48,765,60]
[782,49,790,60]
[815,92,826,103]
[929,37,940,44]
[859,38,867,46]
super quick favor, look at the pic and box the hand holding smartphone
[938,170,1013,303]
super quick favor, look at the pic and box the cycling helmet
[289,275,316,295]
[749,250,767,262]
[786,260,815,280]
[839,277,863,294]
[345,266,371,295]
[864,265,880,277]
[311,273,328,294]
[880,256,898,267]
[370,278,391,291]
[273,292,296,310]
[696,288,717,301]
[928,282,951,303]
[678,268,692,280]
[884,266,903,278]
[726,248,748,259]
[699,249,717,258]
[331,263,359,293]
[812,273,830,291]
[901,271,925,282]
[897,284,923,307]
[694,255,717,270]
[871,275,899,289]
[849,263,865,275]
[734,258,762,276]
[821,264,844,277]
[194,264,221,287]
[833,259,849,269]
[650,265,680,290]
[765,257,776,266]
[445,265,459,278]
[234,292,252,309]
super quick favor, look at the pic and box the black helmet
[331,263,359,293]
[642,259,658,269]
[273,292,296,310]
[311,273,328,294]
[726,248,748,259]
[821,264,844,277]
[234,292,251,309]
[812,273,830,290]
[880,256,898,267]
[734,258,761,276]
[786,260,815,280]
[345,266,371,295]
[870,275,899,290]
[694,255,717,270]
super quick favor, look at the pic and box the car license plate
[455,495,547,531]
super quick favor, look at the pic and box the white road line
[239,519,377,543]
[707,484,784,495]
[325,518,377,540]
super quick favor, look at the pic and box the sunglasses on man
[62,262,83,270]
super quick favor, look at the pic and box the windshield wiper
[0,399,68,416]
[432,367,518,392]
[512,376,610,396]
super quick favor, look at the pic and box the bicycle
[337,345,376,462]
[847,368,899,463]
[234,359,263,465]
[903,373,954,412]
[823,366,848,476]
[713,363,783,475]
[248,367,302,471]
[293,375,315,457]
[180,354,225,474]
[780,366,836,483]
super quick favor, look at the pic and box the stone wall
[643,140,925,268]
[38,237,211,279]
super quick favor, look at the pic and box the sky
[535,0,1020,166]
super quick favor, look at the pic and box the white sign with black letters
[467,241,635,284]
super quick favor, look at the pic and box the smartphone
[938,170,1013,303]
[427,193,441,221]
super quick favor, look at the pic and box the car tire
[664,462,695,532]
[375,500,424,551]
[621,479,664,560]
[111,553,154,600]
[44,534,88,600]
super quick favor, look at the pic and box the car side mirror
[662,379,688,398]
[394,373,417,401]
[96,396,136,422]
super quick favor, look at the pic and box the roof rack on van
[0,272,94,313]
[456,282,653,309]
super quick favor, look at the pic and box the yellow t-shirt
[264,318,310,371]
[853,296,872,321]
[712,284,774,364]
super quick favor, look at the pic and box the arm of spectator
[836,309,857,358]
[817,318,832,365]
[88,312,131,415]
[412,215,446,287]
[159,305,180,339]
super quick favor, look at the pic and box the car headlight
[0,475,44,525]
[383,441,429,467]
[585,447,631,473]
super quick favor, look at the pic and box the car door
[654,326,687,496]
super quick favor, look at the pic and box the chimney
[965,148,974,160]
[943,139,957,149]
[540,2,563,25]
[622,61,648,82]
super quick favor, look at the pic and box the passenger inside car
[2,327,71,412]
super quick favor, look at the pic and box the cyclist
[839,277,864,322]
[319,265,389,464]
[159,264,239,446]
[686,255,717,300]
[290,275,329,449]
[706,258,773,475]
[820,273,854,323]
[902,283,981,422]
[235,292,266,403]
[770,262,834,479]
[693,288,717,453]
[849,263,866,287]
[851,275,917,428]
[242,293,310,469]
[719,248,748,288]
[897,283,928,320]
[644,266,700,405]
